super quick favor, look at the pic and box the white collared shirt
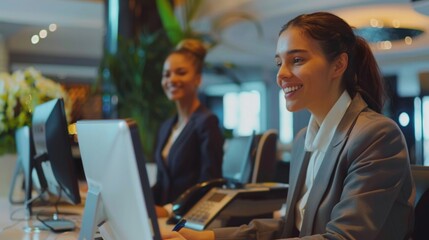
[295,90,351,231]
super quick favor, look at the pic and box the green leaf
[184,0,203,31]
[156,0,184,45]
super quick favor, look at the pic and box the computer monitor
[222,132,255,184]
[31,98,81,205]
[8,125,35,207]
[76,119,161,240]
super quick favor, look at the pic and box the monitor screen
[76,119,161,240]
[31,98,81,205]
[222,133,255,184]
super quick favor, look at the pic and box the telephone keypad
[184,188,239,230]
[188,202,214,222]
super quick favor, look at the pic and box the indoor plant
[99,31,175,161]
[0,67,72,155]
[99,0,261,161]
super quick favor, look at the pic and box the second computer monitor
[32,98,81,204]
[77,119,161,240]
[222,133,255,184]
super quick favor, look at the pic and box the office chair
[222,130,278,184]
[410,165,429,240]
[250,129,278,183]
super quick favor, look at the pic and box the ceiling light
[377,40,392,50]
[354,26,424,43]
[405,36,413,45]
[370,18,379,27]
[31,35,40,44]
[39,29,48,38]
[49,23,57,32]
[392,19,401,28]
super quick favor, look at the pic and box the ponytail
[347,37,385,113]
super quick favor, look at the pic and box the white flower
[0,67,73,136]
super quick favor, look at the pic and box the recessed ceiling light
[31,35,40,44]
[392,19,401,28]
[39,29,48,38]
[370,18,379,27]
[354,27,424,43]
[405,36,413,45]
[377,40,392,50]
[49,23,57,32]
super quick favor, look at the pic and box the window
[423,96,429,165]
[279,90,294,143]
[224,91,260,136]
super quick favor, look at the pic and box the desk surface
[0,197,173,240]
[0,197,83,239]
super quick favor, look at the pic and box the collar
[305,90,352,152]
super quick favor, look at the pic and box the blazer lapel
[300,94,368,235]
[167,105,205,167]
[159,117,176,170]
[168,118,193,168]
[282,136,312,236]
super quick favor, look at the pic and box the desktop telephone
[167,178,288,230]
[167,178,230,224]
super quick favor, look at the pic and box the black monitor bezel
[31,98,81,205]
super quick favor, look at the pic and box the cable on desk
[35,184,81,233]
[9,189,46,221]
[0,220,21,233]
[34,187,64,232]
[35,213,58,232]
[33,181,64,218]
[0,190,46,234]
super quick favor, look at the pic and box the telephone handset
[167,178,243,224]
[169,181,288,230]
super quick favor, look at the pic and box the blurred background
[1,0,429,166]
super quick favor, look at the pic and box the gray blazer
[214,94,415,240]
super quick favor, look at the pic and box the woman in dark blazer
[152,39,224,214]
[163,12,414,240]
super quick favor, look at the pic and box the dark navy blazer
[152,105,224,205]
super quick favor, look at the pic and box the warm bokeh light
[405,36,413,45]
[39,29,48,38]
[31,35,40,44]
[49,23,57,32]
[377,40,392,50]
[392,19,401,28]
[370,18,378,27]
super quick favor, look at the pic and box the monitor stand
[8,157,27,204]
[9,126,37,215]
[24,192,78,233]
[79,188,110,240]
[24,158,77,233]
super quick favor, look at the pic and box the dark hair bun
[176,39,207,61]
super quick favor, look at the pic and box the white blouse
[295,90,351,231]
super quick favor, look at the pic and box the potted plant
[98,0,262,161]
[98,31,175,162]
[0,67,72,155]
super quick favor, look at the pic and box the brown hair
[170,38,207,74]
[280,12,385,113]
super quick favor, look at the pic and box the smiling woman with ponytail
[162,12,415,240]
